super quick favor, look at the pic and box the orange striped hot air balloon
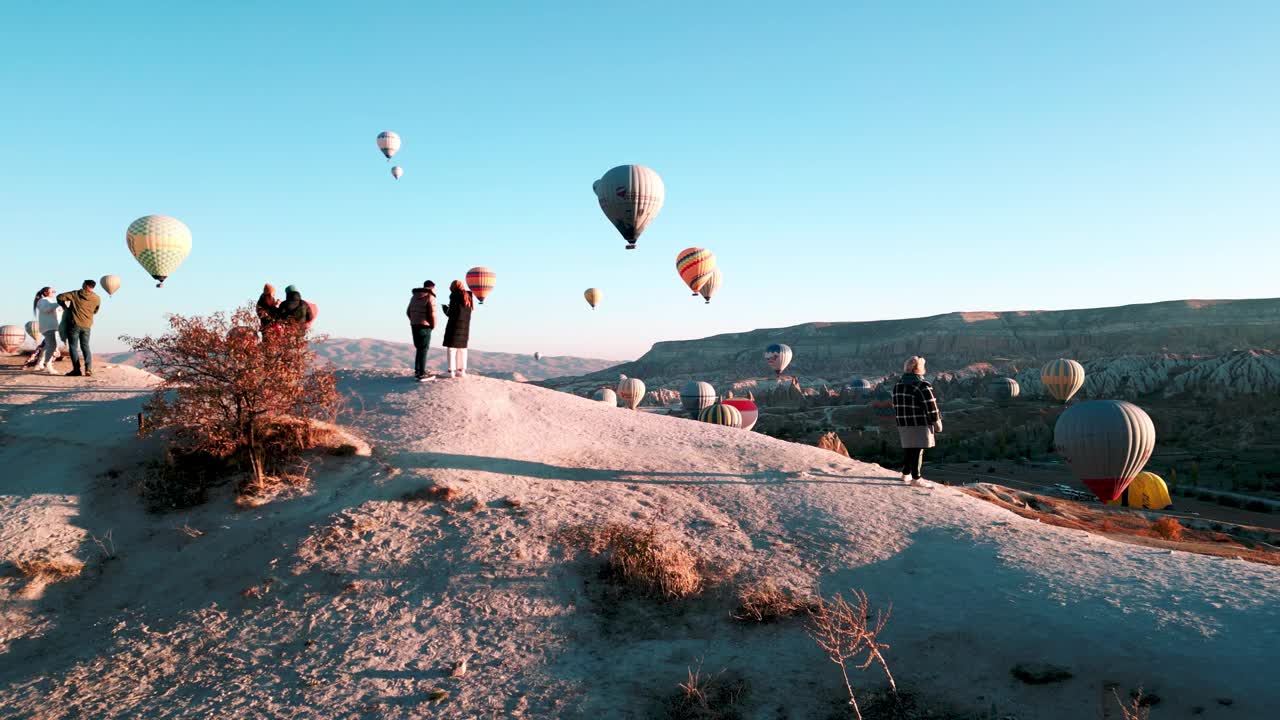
[676,247,716,296]
[466,267,496,304]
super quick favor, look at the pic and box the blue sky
[1,1,1276,359]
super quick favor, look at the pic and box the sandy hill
[102,337,619,382]
[1,362,1277,718]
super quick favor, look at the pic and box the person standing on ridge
[893,355,943,487]
[406,280,438,381]
[442,280,474,379]
[275,285,313,327]
[256,283,279,331]
[31,286,63,373]
[57,279,101,377]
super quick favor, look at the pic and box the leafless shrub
[90,530,117,560]
[1114,688,1154,720]
[15,556,84,584]
[558,523,705,599]
[806,590,896,720]
[732,579,818,622]
[174,521,204,538]
[666,660,749,720]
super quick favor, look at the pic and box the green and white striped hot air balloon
[126,215,192,288]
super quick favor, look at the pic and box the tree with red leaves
[123,306,339,485]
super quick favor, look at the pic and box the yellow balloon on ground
[1106,472,1172,510]
[100,274,121,296]
[126,215,192,287]
[583,287,603,309]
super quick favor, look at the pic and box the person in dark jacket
[256,283,279,330]
[442,280,474,378]
[56,280,101,377]
[406,281,438,381]
[275,285,313,326]
[892,355,943,487]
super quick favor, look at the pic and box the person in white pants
[442,280,475,378]
[33,286,63,373]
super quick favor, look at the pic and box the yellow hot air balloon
[583,287,603,309]
[100,274,121,296]
[676,247,717,295]
[126,215,192,287]
[1042,358,1085,403]
[1106,472,1172,510]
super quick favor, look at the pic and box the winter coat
[406,289,437,328]
[36,296,63,333]
[442,289,473,348]
[276,291,312,324]
[256,292,279,326]
[56,288,101,329]
[893,373,942,449]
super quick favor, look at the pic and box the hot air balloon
[593,387,618,405]
[720,398,759,432]
[1042,358,1086,403]
[699,268,722,304]
[1054,400,1156,503]
[699,403,743,428]
[593,164,665,249]
[617,378,646,410]
[848,377,873,400]
[764,343,793,377]
[583,287,603,309]
[376,131,400,160]
[466,267,496,304]
[126,215,192,287]
[391,166,404,180]
[100,275,121,296]
[1105,471,1172,510]
[988,377,1020,403]
[24,321,40,342]
[871,389,896,420]
[0,325,25,354]
[676,247,717,296]
[680,381,717,416]
[534,352,542,362]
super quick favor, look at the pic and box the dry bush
[732,579,818,622]
[806,590,897,720]
[16,556,85,584]
[402,485,461,503]
[1114,687,1153,720]
[559,523,705,600]
[123,306,340,491]
[1151,517,1184,542]
[666,661,749,720]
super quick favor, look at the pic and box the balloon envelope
[1054,400,1156,503]
[698,403,743,428]
[680,381,717,415]
[699,268,722,303]
[988,377,1020,402]
[24,321,40,342]
[720,398,759,431]
[617,378,646,410]
[676,247,717,295]
[391,166,403,180]
[594,164,665,249]
[534,352,542,361]
[100,275,121,296]
[1042,358,1086,403]
[593,387,617,405]
[466,267,496,304]
[1105,471,1172,510]
[126,215,192,286]
[1,325,26,353]
[376,131,401,159]
[848,377,873,399]
[583,287,603,309]
[764,343,793,376]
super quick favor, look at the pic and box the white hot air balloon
[391,166,404,180]
[100,274,121,296]
[376,131,401,160]
[593,164,665,249]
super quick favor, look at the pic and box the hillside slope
[1,366,1276,718]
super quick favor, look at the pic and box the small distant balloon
[24,321,40,342]
[1042,358,1086,403]
[100,275,121,296]
[376,131,401,160]
[534,352,542,362]
[676,247,717,296]
[988,377,1020,403]
[593,164,665,249]
[699,268,722,304]
[466,267,496,304]
[593,387,617,405]
[0,325,25,354]
[617,377,646,410]
[391,166,404,180]
[680,381,717,416]
[698,403,743,428]
[126,215,192,288]
[764,343,793,377]
[583,287,603,309]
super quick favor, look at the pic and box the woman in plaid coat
[893,356,943,486]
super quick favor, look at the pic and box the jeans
[68,325,91,372]
[40,330,58,366]
[902,448,924,480]
[411,326,432,376]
